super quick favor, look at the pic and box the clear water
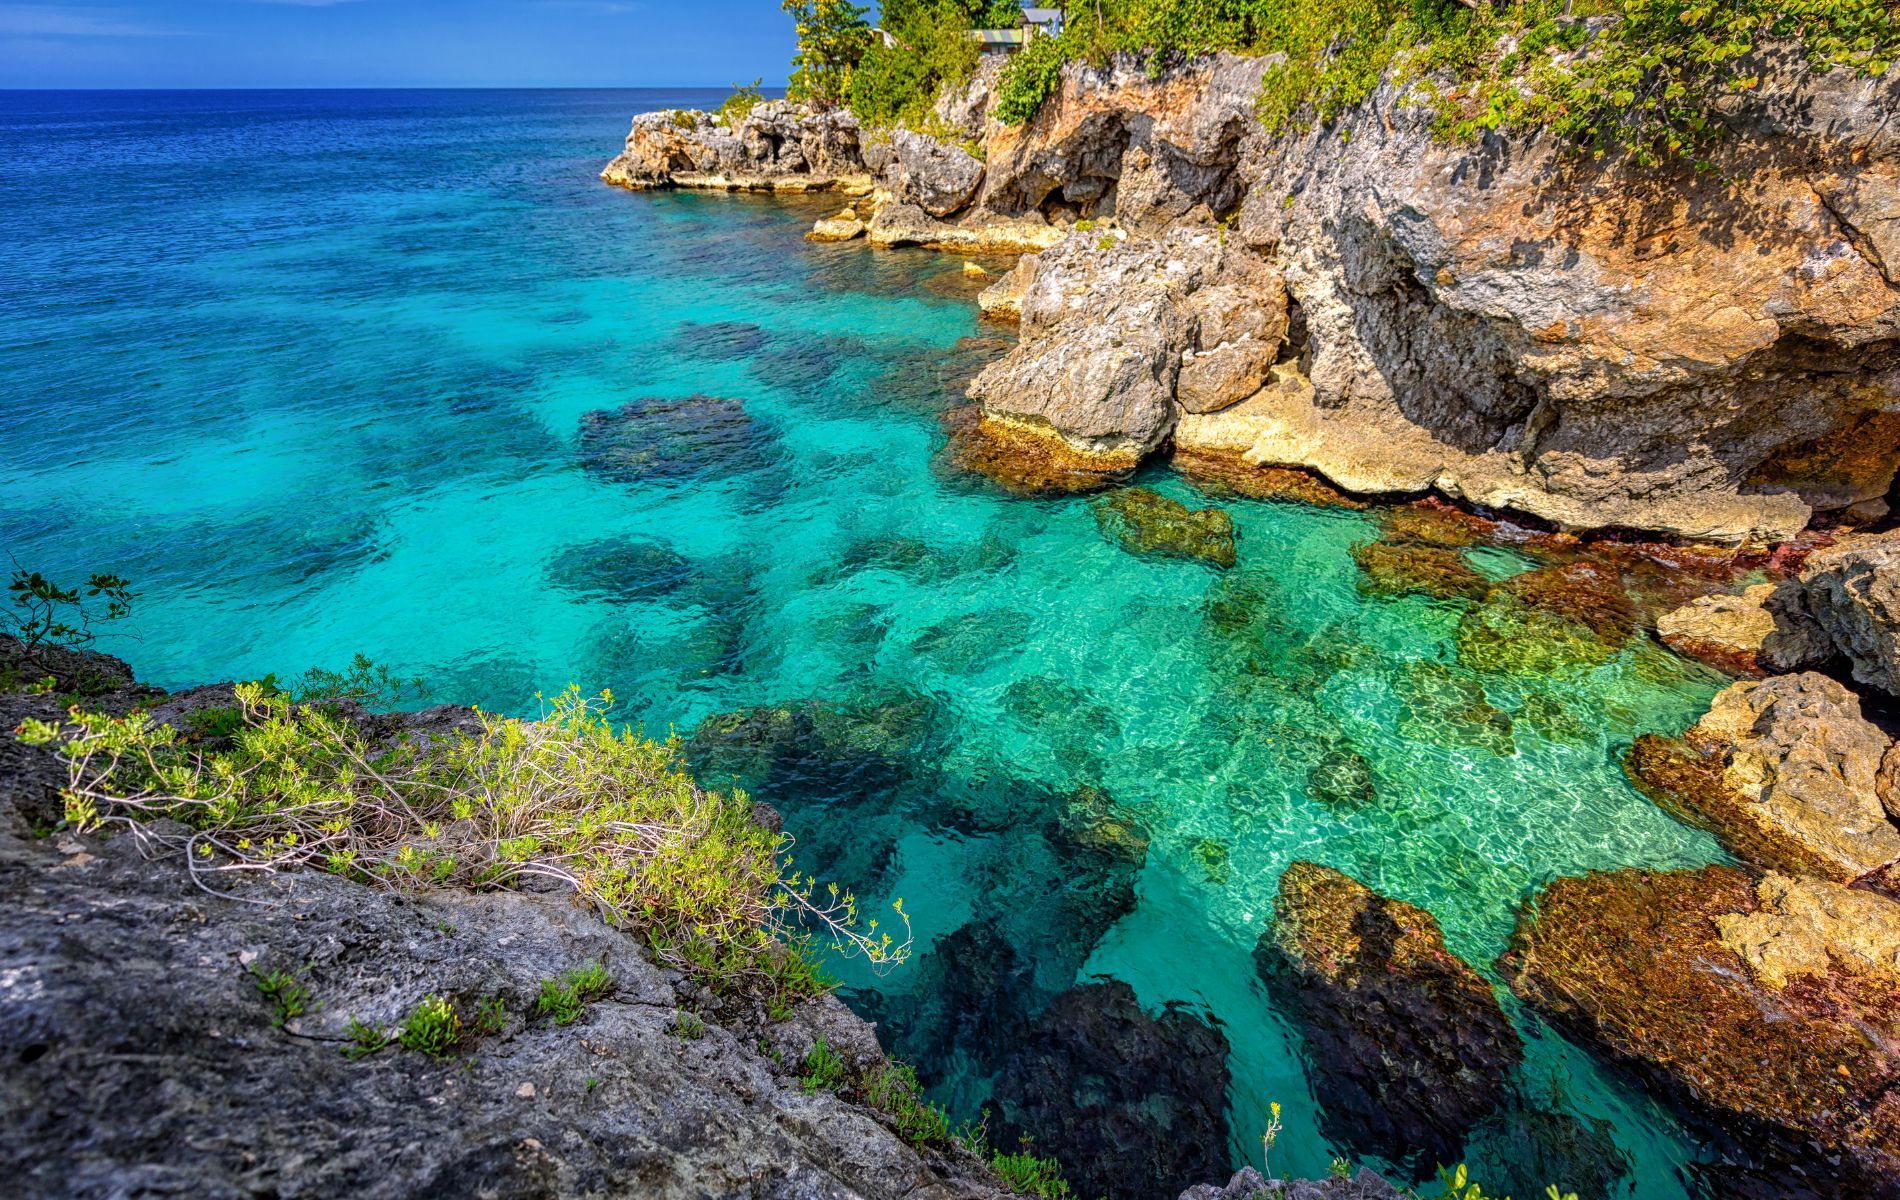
[1,90,1731,1198]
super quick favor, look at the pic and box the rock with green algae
[1351,540,1489,602]
[1455,561,1640,676]
[578,395,783,487]
[1504,865,1900,1198]
[1193,837,1231,884]
[1092,487,1238,569]
[1393,661,1516,758]
[1625,672,1900,883]
[685,689,949,790]
[1049,784,1150,865]
[1307,744,1378,810]
[1256,862,1523,1180]
[1511,691,1595,745]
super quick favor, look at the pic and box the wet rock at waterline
[992,982,1233,1200]
[1093,487,1238,569]
[1505,866,1900,1198]
[1351,541,1488,603]
[937,406,1137,496]
[578,395,782,486]
[1257,863,1522,1179]
[1625,672,1900,882]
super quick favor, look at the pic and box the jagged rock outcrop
[1784,529,1900,695]
[0,642,1012,1200]
[1505,865,1900,1199]
[602,102,871,193]
[950,52,1900,544]
[1255,863,1522,1180]
[890,129,985,218]
[1627,671,1900,882]
[1656,581,1836,677]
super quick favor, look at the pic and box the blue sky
[0,1,805,88]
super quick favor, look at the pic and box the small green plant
[6,566,134,654]
[718,78,767,125]
[675,1010,706,1040]
[1262,1100,1284,1181]
[1096,234,1118,251]
[343,1016,392,1060]
[1073,219,1096,232]
[535,962,613,1026]
[182,705,244,743]
[986,1147,1072,1200]
[863,1060,951,1145]
[1330,1157,1351,1180]
[799,1034,850,1094]
[250,964,314,1028]
[399,994,464,1056]
[669,108,697,130]
[472,995,508,1037]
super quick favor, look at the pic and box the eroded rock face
[953,52,1900,543]
[1505,866,1900,1199]
[602,102,869,192]
[1255,862,1522,1180]
[993,981,1233,1200]
[890,129,985,218]
[1792,529,1900,695]
[968,226,1286,458]
[1627,672,1900,881]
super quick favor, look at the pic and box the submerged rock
[1093,487,1238,569]
[545,536,695,603]
[1393,661,1516,758]
[1456,562,1639,676]
[1172,448,1367,509]
[1626,672,1900,882]
[1306,744,1378,811]
[994,981,1233,1200]
[1257,863,1522,1179]
[578,395,780,486]
[1351,541,1488,602]
[1461,1103,1632,1200]
[1504,866,1900,1198]
[1049,785,1151,865]
[665,320,768,361]
[1192,837,1232,884]
[1656,583,1782,677]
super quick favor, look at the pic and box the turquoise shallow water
[2,90,1733,1198]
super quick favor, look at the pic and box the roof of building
[1021,7,1064,20]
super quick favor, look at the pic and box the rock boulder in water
[1625,672,1900,882]
[1093,487,1238,569]
[1789,529,1900,696]
[993,981,1233,1200]
[1255,862,1522,1178]
[1504,865,1900,1198]
[578,395,779,485]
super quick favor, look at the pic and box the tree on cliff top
[784,0,875,108]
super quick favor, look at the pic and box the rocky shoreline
[608,52,1900,547]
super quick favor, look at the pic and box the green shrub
[987,1149,1072,1199]
[291,654,424,710]
[669,108,697,130]
[850,1,981,128]
[343,1016,392,1060]
[719,78,766,125]
[22,684,910,994]
[6,567,134,654]
[983,0,1898,165]
[862,1060,952,1145]
[784,0,876,108]
[471,995,508,1036]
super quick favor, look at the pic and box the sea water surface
[1,90,1733,1198]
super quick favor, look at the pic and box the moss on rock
[1093,487,1238,569]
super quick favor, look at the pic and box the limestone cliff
[610,56,1900,544]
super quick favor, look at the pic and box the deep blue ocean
[0,89,1735,1198]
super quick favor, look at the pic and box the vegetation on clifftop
[21,680,911,997]
[989,0,1897,163]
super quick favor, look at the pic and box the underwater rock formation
[1626,672,1900,881]
[993,981,1233,1200]
[1256,863,1523,1178]
[1351,541,1489,603]
[1092,486,1238,568]
[1505,865,1900,1199]
[578,395,781,486]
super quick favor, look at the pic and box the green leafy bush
[535,962,613,1025]
[850,0,982,128]
[249,964,314,1027]
[985,0,1898,164]
[398,994,463,1056]
[799,1034,850,1093]
[784,0,876,108]
[23,684,910,992]
[719,78,766,125]
[6,567,134,654]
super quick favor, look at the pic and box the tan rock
[1715,872,1900,989]
[1632,672,1900,882]
[977,256,1033,321]
[1176,342,1278,414]
[1655,584,1779,676]
[807,211,865,242]
[1796,529,1900,697]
